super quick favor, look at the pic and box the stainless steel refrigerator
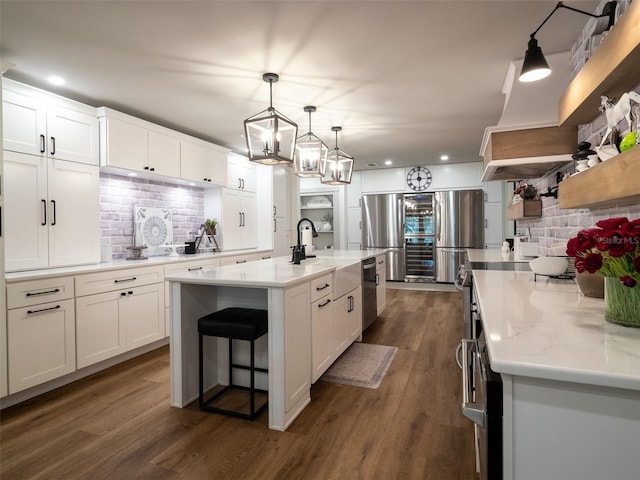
[435,190,484,283]
[361,194,405,281]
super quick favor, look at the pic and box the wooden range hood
[480,124,577,182]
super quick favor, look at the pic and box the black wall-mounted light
[519,1,618,83]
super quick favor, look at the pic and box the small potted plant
[320,213,333,232]
[202,218,218,236]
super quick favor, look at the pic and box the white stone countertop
[473,269,640,391]
[164,249,387,288]
[466,248,530,263]
[5,249,272,282]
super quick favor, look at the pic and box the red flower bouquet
[566,217,640,287]
[567,217,640,327]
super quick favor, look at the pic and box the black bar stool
[198,307,268,420]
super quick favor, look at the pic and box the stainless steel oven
[460,334,503,480]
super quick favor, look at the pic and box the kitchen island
[165,250,386,431]
[473,270,640,479]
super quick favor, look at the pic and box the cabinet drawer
[310,273,333,303]
[164,258,221,307]
[7,276,74,309]
[75,265,164,297]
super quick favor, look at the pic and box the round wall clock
[406,166,432,191]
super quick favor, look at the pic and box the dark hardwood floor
[0,288,477,480]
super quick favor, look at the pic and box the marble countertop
[5,249,272,282]
[473,269,640,391]
[466,248,530,264]
[165,249,387,288]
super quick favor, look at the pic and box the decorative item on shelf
[196,219,219,251]
[294,106,328,178]
[572,141,597,172]
[513,183,538,202]
[597,92,640,160]
[566,217,640,327]
[320,213,333,232]
[244,73,298,165]
[519,1,617,82]
[321,126,354,185]
[126,245,148,261]
[202,218,218,236]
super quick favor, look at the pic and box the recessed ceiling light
[440,154,449,161]
[48,75,65,86]
[384,160,393,166]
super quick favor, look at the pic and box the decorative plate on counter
[133,205,173,256]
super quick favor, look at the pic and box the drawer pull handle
[114,277,137,283]
[188,266,203,271]
[27,305,61,315]
[236,260,247,264]
[318,299,332,308]
[316,283,330,291]
[26,288,60,297]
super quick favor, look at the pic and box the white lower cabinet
[346,287,362,343]
[311,292,333,384]
[75,266,165,368]
[6,276,76,394]
[123,283,164,350]
[284,282,311,412]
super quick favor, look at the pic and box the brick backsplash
[100,173,206,260]
[516,2,640,255]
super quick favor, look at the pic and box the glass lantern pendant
[321,126,354,185]
[244,73,298,165]
[294,106,328,177]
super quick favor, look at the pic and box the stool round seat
[198,307,267,340]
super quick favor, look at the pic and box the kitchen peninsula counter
[472,269,640,479]
[165,250,386,431]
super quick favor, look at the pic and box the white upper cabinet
[98,108,180,177]
[180,139,228,186]
[227,152,256,192]
[2,80,98,165]
[148,130,180,178]
[4,151,100,272]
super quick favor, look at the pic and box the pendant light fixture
[294,106,328,177]
[321,126,354,185]
[519,1,617,82]
[244,73,298,165]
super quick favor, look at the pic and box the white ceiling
[0,0,599,171]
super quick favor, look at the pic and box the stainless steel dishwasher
[362,257,378,331]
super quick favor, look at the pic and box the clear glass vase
[604,277,640,327]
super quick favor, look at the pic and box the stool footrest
[231,363,268,374]
[201,385,268,420]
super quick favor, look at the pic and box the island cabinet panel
[311,290,334,384]
[284,283,312,412]
[346,287,362,343]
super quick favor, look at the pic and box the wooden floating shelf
[506,200,542,220]
[558,147,640,209]
[559,1,640,126]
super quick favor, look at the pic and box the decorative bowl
[529,256,569,276]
